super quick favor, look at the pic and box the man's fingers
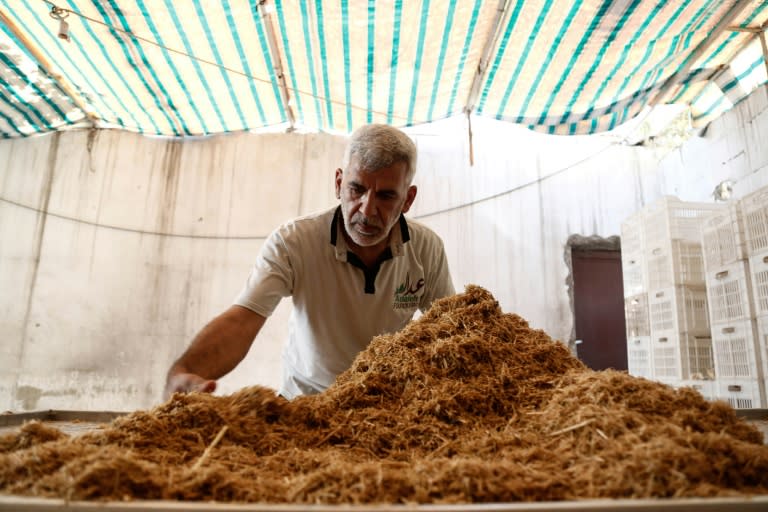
[164,373,217,400]
[198,379,217,394]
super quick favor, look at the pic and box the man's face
[335,156,417,251]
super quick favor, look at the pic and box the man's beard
[343,212,388,247]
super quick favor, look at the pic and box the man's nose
[361,192,377,216]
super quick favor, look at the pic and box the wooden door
[572,249,628,371]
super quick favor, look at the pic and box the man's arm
[164,305,267,399]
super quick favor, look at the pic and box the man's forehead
[346,156,407,175]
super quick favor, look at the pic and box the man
[164,124,455,399]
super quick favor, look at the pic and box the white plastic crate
[711,318,763,379]
[749,253,768,315]
[648,286,710,335]
[715,379,766,409]
[701,204,747,269]
[679,334,715,380]
[757,314,768,395]
[652,339,680,380]
[621,212,647,297]
[643,196,724,247]
[621,255,647,298]
[649,332,714,381]
[646,239,706,289]
[627,336,652,378]
[740,185,768,259]
[624,294,650,338]
[680,379,716,401]
[620,211,645,257]
[705,260,756,323]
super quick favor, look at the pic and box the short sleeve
[234,228,294,317]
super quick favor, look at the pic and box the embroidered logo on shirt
[393,272,424,310]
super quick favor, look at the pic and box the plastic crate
[648,286,710,335]
[680,379,717,401]
[627,336,652,378]
[679,334,715,380]
[649,332,714,382]
[711,318,763,379]
[757,314,768,393]
[705,260,756,323]
[625,294,650,337]
[621,212,647,298]
[701,204,747,269]
[621,254,647,298]
[620,211,645,257]
[740,186,768,259]
[646,239,706,289]
[643,196,724,246]
[749,253,768,316]
[715,379,766,409]
[652,340,680,380]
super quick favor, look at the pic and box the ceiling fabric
[0,0,766,139]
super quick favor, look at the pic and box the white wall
[1,86,766,412]
[0,130,345,411]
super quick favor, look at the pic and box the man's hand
[162,306,266,402]
[164,372,217,400]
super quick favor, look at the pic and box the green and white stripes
[0,0,764,138]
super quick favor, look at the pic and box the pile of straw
[1,285,766,504]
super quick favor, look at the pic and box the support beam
[0,6,97,127]
[463,0,510,115]
[466,110,474,167]
[650,0,753,106]
[761,30,768,85]
[258,0,296,131]
[724,20,768,94]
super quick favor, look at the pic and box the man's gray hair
[343,124,417,183]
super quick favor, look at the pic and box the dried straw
[1,285,766,504]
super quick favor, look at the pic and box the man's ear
[334,168,343,199]
[401,185,417,213]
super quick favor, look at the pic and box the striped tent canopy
[0,0,766,139]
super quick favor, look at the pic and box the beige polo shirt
[235,206,455,398]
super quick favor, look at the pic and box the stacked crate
[621,210,651,379]
[644,197,721,399]
[740,186,768,407]
[701,202,766,408]
[621,196,722,399]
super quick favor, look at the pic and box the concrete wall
[1,86,766,412]
[0,130,345,411]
